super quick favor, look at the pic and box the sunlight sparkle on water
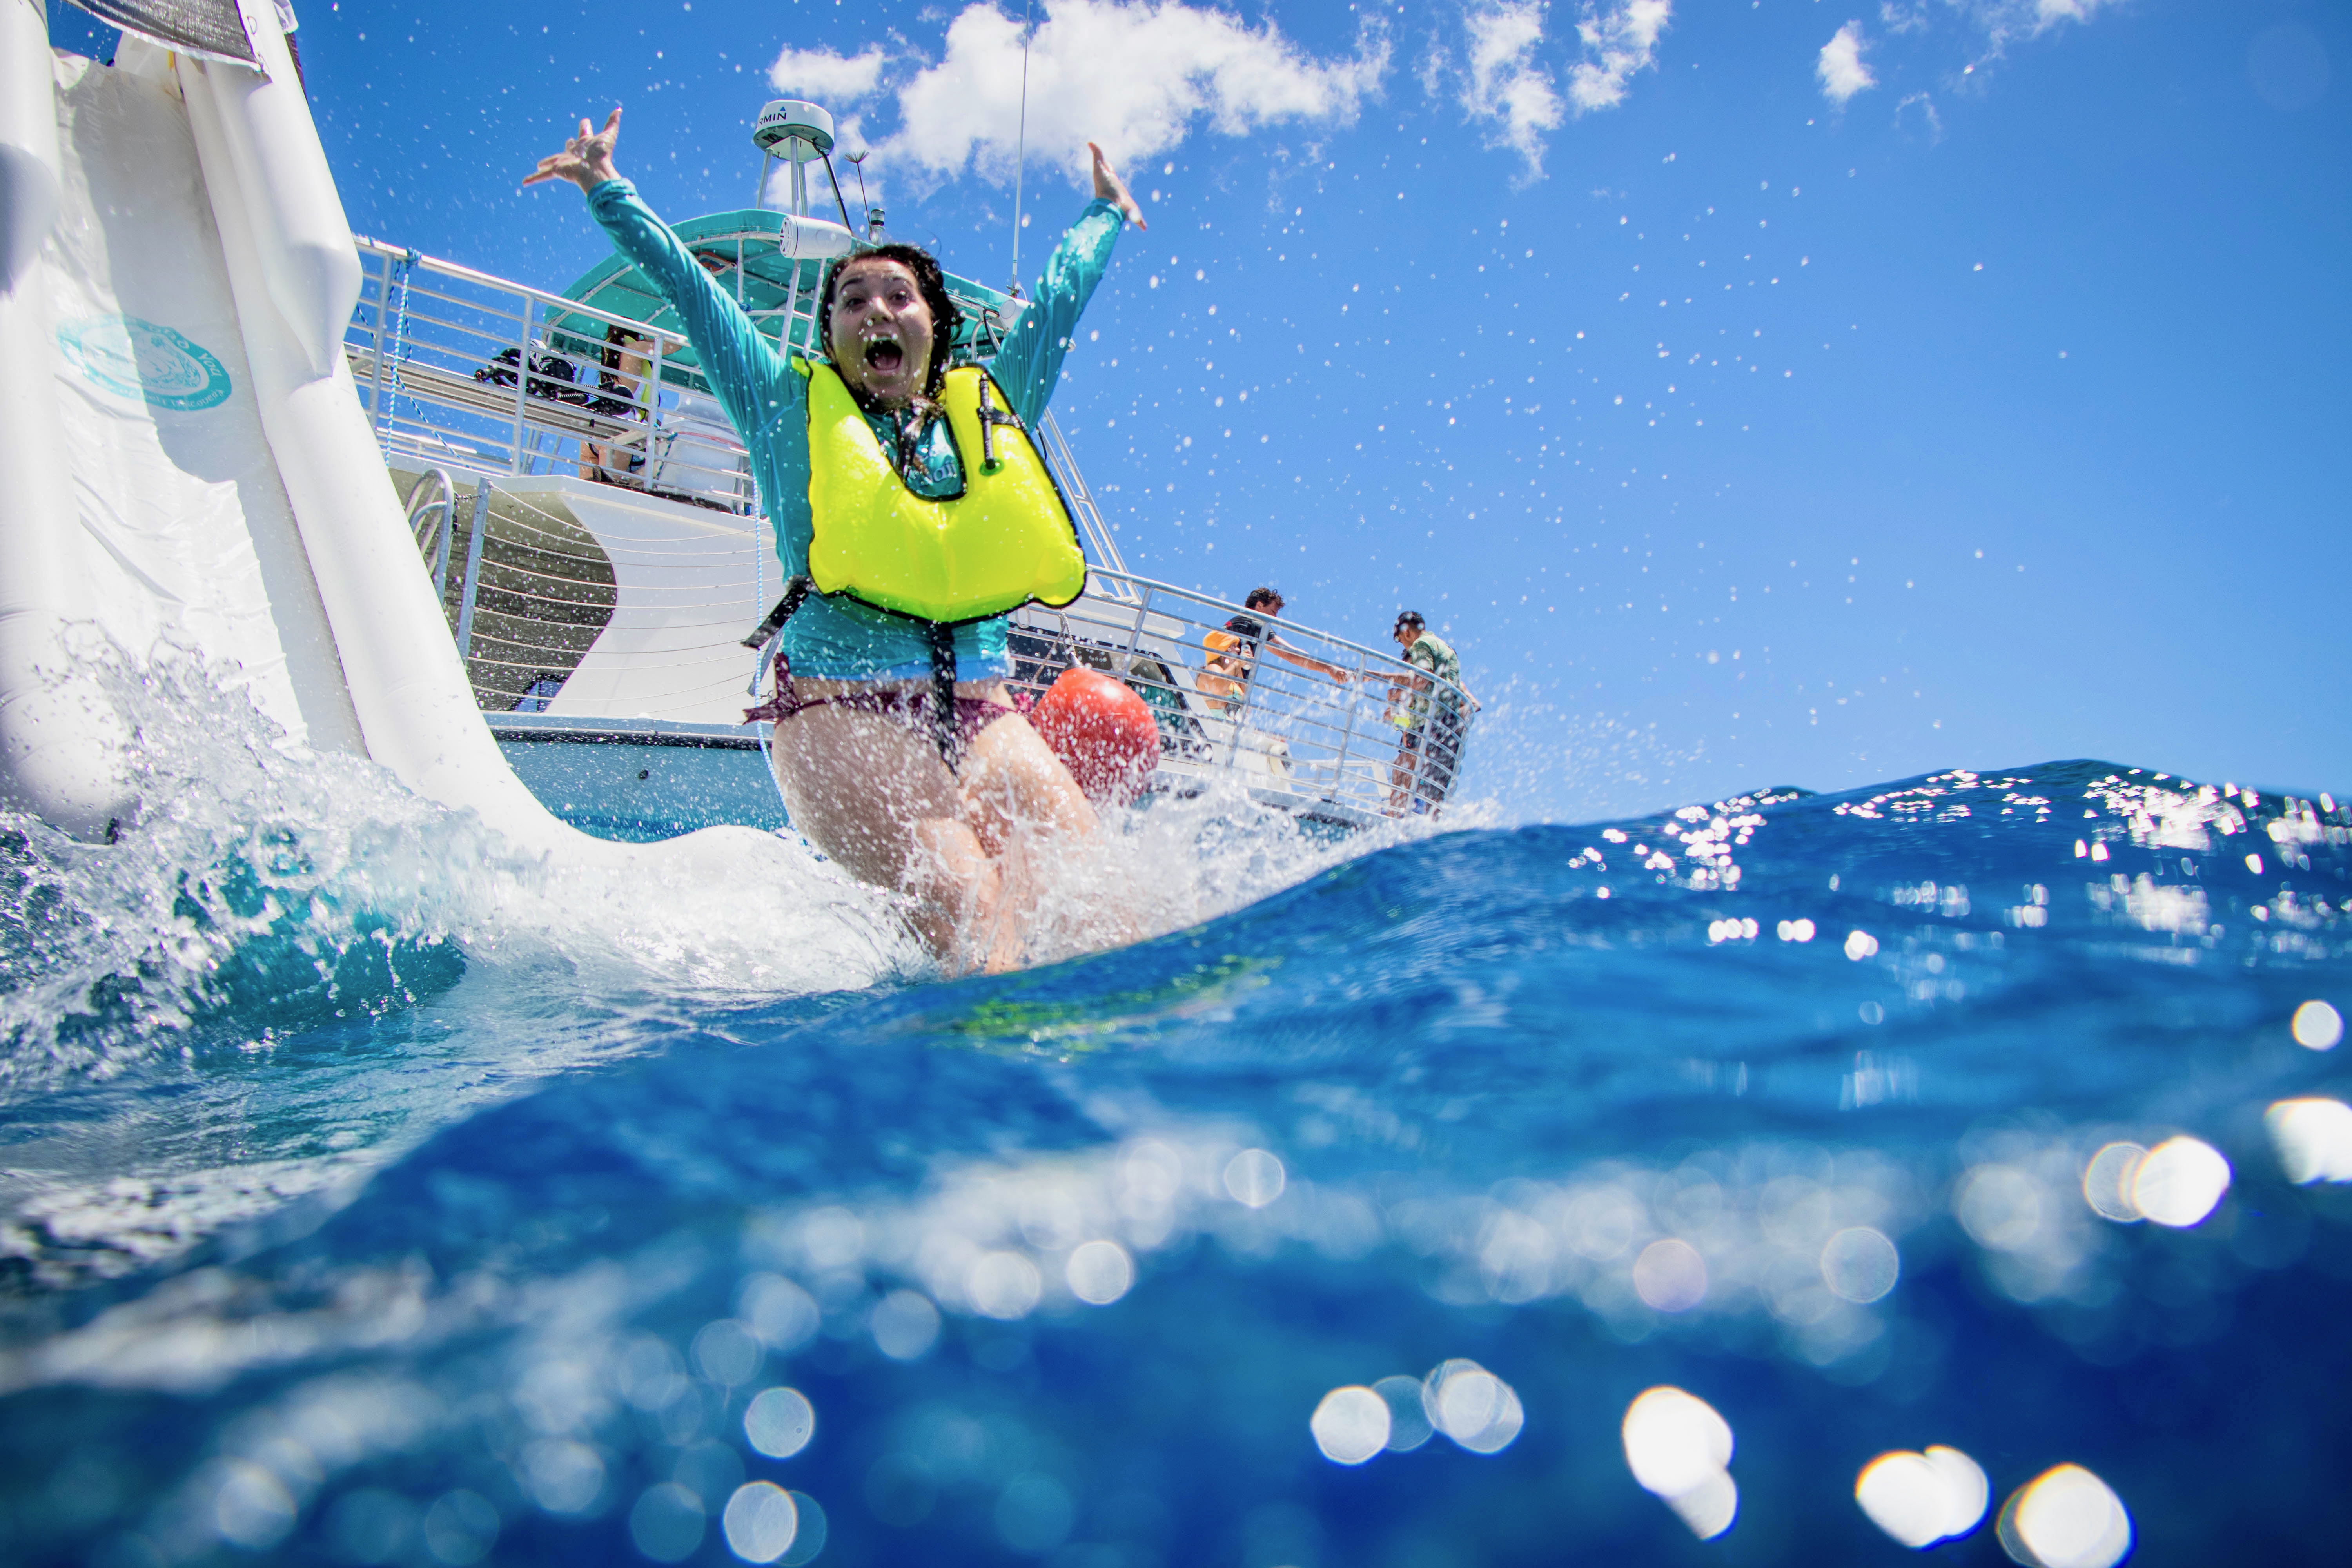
[742,1388,815,1459]
[1632,1238,1709,1311]
[1375,1374,1435,1450]
[1820,1226,1900,1303]
[2080,1143,2148,1223]
[2265,1098,2352,1185]
[1996,1464,2132,1568]
[1310,1386,1390,1465]
[1855,1445,1989,1549]
[1425,1360,1525,1454]
[1622,1387,1737,1539]
[869,1290,942,1359]
[2292,1000,2344,1051]
[1223,1147,1287,1207]
[720,1481,797,1564]
[1064,1239,1136,1304]
[2131,1136,2230,1228]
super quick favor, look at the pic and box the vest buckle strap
[975,372,1025,475]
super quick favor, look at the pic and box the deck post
[455,479,492,666]
[506,299,534,475]
[364,249,392,450]
[1334,646,1365,811]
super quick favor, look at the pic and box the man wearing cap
[1384,611,1477,813]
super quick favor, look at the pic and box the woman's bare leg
[958,712,1145,957]
[769,685,1131,971]
[956,712,1100,856]
[768,703,1002,964]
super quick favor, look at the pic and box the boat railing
[348,236,755,512]
[347,239,1471,820]
[1013,571,1475,823]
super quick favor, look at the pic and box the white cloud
[1462,3,1564,171]
[1878,2,1931,35]
[1896,90,1943,140]
[1568,0,1672,114]
[1956,0,2129,59]
[857,0,1388,187]
[1817,21,1877,105]
[767,44,889,103]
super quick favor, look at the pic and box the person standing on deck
[527,109,1146,972]
[1194,586,1350,712]
[1383,610,1478,813]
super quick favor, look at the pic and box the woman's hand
[1088,141,1147,230]
[524,107,624,194]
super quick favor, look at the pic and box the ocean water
[3,673,2349,1567]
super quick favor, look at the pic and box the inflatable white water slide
[0,0,784,877]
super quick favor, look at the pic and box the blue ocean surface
[3,675,2349,1568]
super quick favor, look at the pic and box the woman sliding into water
[528,109,1147,973]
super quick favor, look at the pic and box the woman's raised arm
[523,107,624,193]
[1089,142,1146,231]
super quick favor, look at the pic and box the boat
[0,2,1474,858]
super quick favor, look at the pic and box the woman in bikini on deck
[528,109,1146,972]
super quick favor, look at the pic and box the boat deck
[345,237,1475,835]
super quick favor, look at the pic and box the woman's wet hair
[818,243,962,395]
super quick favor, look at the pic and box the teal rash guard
[586,180,1127,682]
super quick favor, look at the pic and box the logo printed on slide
[56,314,232,411]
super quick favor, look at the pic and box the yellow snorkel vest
[799,360,1088,624]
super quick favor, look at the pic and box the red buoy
[1031,666,1160,806]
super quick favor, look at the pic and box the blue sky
[54,0,2350,817]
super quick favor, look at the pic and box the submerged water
[2,668,2348,1567]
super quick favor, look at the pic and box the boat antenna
[846,151,881,240]
[1007,0,1034,298]
[817,147,858,238]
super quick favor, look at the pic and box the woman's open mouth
[862,338,906,374]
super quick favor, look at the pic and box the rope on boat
[385,248,421,433]
[1008,0,1034,296]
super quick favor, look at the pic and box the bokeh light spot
[1845,929,1880,960]
[1223,1148,1287,1207]
[2265,1097,2352,1184]
[1997,1464,2132,1568]
[1065,1239,1135,1305]
[1633,1237,1710,1311]
[2131,1136,2230,1228]
[1956,1165,2043,1251]
[967,1253,1044,1320]
[743,1387,817,1459]
[1855,1446,1988,1548]
[1820,1226,1900,1303]
[1374,1374,1434,1450]
[1424,1361,1524,1454]
[692,1319,764,1387]
[778,1494,828,1567]
[520,1437,604,1514]
[421,1491,499,1566]
[629,1482,707,1563]
[870,1289,943,1358]
[2292,1000,2344,1051]
[722,1482,799,1564]
[2080,1143,2148,1222]
[1623,1387,1737,1538]
[213,1461,298,1550]
[1310,1386,1391,1465]
[737,1275,821,1353]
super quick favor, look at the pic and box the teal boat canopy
[549,209,1030,388]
